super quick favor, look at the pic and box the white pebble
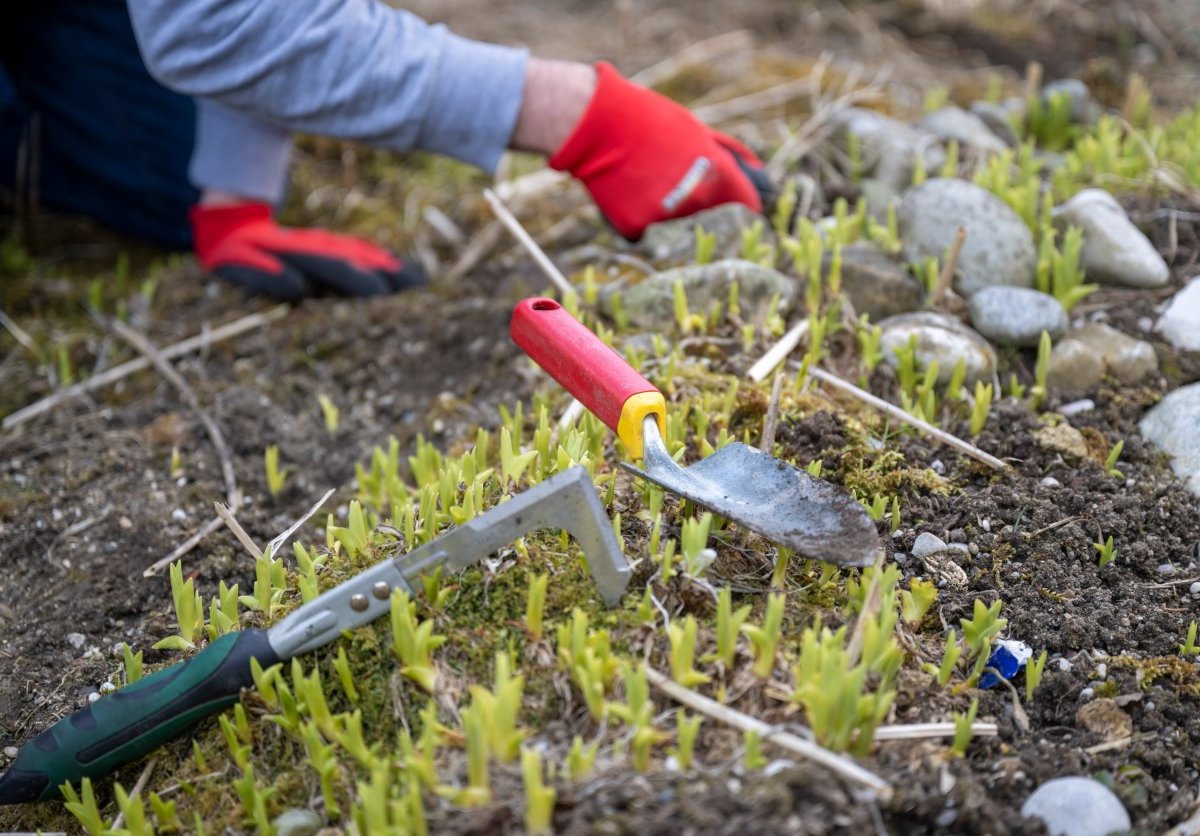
[171,508,188,522]
[1059,399,1096,416]
[1057,658,1073,672]
[1041,477,1062,488]
[87,692,101,704]
[1145,701,1156,711]
[1096,663,1107,680]
[1158,563,1176,576]
[930,459,946,475]
[66,632,86,649]
[981,518,992,532]
[99,681,117,695]
[1080,687,1094,700]
[3,746,18,758]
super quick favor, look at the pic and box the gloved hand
[189,202,426,300]
[549,62,776,241]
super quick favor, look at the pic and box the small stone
[1022,776,1131,836]
[1041,476,1062,488]
[830,107,945,192]
[1058,399,1095,416]
[640,203,766,262]
[829,243,926,321]
[1096,663,1107,680]
[99,681,117,695]
[1076,698,1133,741]
[3,746,18,759]
[919,106,1009,153]
[1189,582,1200,595]
[615,260,796,330]
[969,100,1021,146]
[1080,687,1094,700]
[1139,383,1200,497]
[171,508,188,522]
[1070,323,1158,383]
[879,312,997,384]
[1046,338,1106,393]
[1158,563,1176,576]
[272,809,323,836]
[1033,423,1089,460]
[87,692,101,704]
[1155,276,1200,352]
[118,516,133,529]
[912,532,948,559]
[1053,189,1170,288]
[930,459,946,475]
[1041,79,1103,125]
[66,632,86,649]
[899,178,1037,297]
[968,286,1068,346]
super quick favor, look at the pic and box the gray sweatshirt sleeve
[127,0,528,173]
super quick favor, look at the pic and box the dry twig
[4,305,287,431]
[759,371,786,454]
[645,666,893,800]
[631,30,755,89]
[482,188,574,296]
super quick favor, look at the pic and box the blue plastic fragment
[979,639,1033,689]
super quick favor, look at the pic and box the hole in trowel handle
[532,299,560,311]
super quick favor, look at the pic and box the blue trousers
[0,0,198,247]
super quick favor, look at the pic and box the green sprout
[1026,649,1049,702]
[1036,225,1096,310]
[121,642,144,685]
[390,588,446,692]
[1029,330,1052,410]
[680,512,716,577]
[969,381,993,437]
[153,560,204,652]
[317,393,340,434]
[670,710,702,770]
[114,783,152,836]
[742,593,785,678]
[522,748,556,835]
[264,444,290,498]
[206,579,240,640]
[900,579,937,627]
[471,651,526,764]
[961,599,1007,684]
[1105,440,1125,480]
[694,224,716,265]
[556,609,619,720]
[1094,535,1117,569]
[706,586,751,669]
[668,615,711,688]
[743,729,767,770]
[525,572,548,641]
[566,735,598,782]
[925,628,962,686]
[169,445,183,478]
[62,778,108,836]
[951,697,979,757]
[1180,621,1200,657]
[238,550,287,619]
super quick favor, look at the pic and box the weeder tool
[0,466,627,804]
[510,297,879,567]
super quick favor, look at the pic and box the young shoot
[742,593,785,678]
[900,579,938,628]
[390,588,446,692]
[1025,649,1049,702]
[153,561,204,652]
[668,615,711,688]
[1094,535,1116,569]
[694,224,717,265]
[264,444,290,498]
[1105,440,1125,480]
[670,710,702,770]
[680,512,716,578]
[567,736,598,782]
[1180,621,1200,657]
[525,573,548,641]
[951,697,979,757]
[1029,330,1052,410]
[969,381,993,437]
[522,748,556,835]
[706,587,751,669]
[317,393,340,434]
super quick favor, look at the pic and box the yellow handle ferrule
[616,391,667,461]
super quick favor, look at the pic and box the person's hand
[189,202,425,300]
[548,62,776,240]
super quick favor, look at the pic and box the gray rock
[899,178,1037,297]
[273,809,322,836]
[639,203,767,263]
[1071,323,1158,383]
[1046,338,1105,393]
[912,532,948,559]
[919,107,1009,153]
[879,312,997,384]
[1021,776,1131,836]
[1053,189,1170,288]
[968,286,1068,346]
[1042,79,1103,125]
[969,101,1021,146]
[1140,382,1200,497]
[616,260,795,329]
[830,107,945,193]
[829,243,926,321]
[1155,276,1200,352]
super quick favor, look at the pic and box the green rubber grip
[0,629,279,804]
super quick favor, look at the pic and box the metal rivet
[372,581,390,599]
[349,594,369,612]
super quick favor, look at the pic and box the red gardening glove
[549,62,776,241]
[190,202,426,301]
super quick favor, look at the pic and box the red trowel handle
[510,298,666,459]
